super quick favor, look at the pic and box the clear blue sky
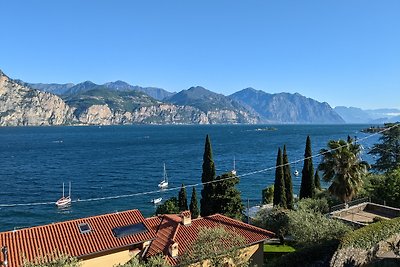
[1,0,399,109]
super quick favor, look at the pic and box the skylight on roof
[112,223,148,238]
[78,223,91,234]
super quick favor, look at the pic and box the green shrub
[340,217,400,249]
[296,197,329,214]
[262,185,274,204]
[287,209,351,247]
[255,208,289,242]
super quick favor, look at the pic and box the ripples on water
[0,124,377,231]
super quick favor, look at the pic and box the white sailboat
[56,182,71,207]
[231,156,237,175]
[158,163,169,189]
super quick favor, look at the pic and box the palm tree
[318,137,369,203]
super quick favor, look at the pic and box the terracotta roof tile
[0,209,156,267]
[145,213,274,265]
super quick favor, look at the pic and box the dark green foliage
[300,136,315,199]
[363,169,400,208]
[273,148,286,208]
[155,197,179,215]
[283,145,294,209]
[189,187,200,219]
[368,123,400,172]
[178,184,188,211]
[262,185,274,204]
[179,226,249,267]
[319,137,369,203]
[259,208,289,241]
[287,209,351,247]
[267,240,340,267]
[297,198,329,214]
[256,204,349,247]
[340,217,400,250]
[213,172,244,220]
[200,134,217,217]
[314,170,322,190]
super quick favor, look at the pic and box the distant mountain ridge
[230,88,344,124]
[0,69,353,125]
[20,80,174,101]
[0,70,257,125]
[165,86,259,124]
[334,106,400,123]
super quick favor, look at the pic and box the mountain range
[0,69,383,126]
[334,106,400,124]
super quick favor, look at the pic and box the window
[78,223,91,234]
[112,223,148,238]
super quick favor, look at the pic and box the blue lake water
[0,124,378,231]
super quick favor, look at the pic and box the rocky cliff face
[1,70,255,125]
[230,88,345,124]
[0,71,76,126]
[75,103,255,125]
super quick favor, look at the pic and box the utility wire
[0,123,398,208]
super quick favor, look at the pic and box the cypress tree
[178,183,188,211]
[273,147,286,208]
[300,135,315,199]
[283,145,294,209]
[190,187,200,219]
[200,134,216,217]
[314,170,322,191]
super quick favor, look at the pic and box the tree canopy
[273,147,286,207]
[179,226,249,267]
[213,172,244,220]
[155,197,179,215]
[283,145,294,209]
[300,135,315,199]
[200,134,217,217]
[368,123,400,173]
[189,187,200,219]
[319,137,369,203]
[178,184,188,211]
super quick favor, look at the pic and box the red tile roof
[0,209,156,267]
[145,212,275,265]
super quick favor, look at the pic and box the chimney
[168,242,179,258]
[1,246,8,267]
[180,211,192,226]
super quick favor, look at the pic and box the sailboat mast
[164,163,168,182]
[62,183,65,198]
[69,182,71,197]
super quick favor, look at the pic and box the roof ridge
[3,209,142,234]
[171,222,180,242]
[209,214,275,236]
